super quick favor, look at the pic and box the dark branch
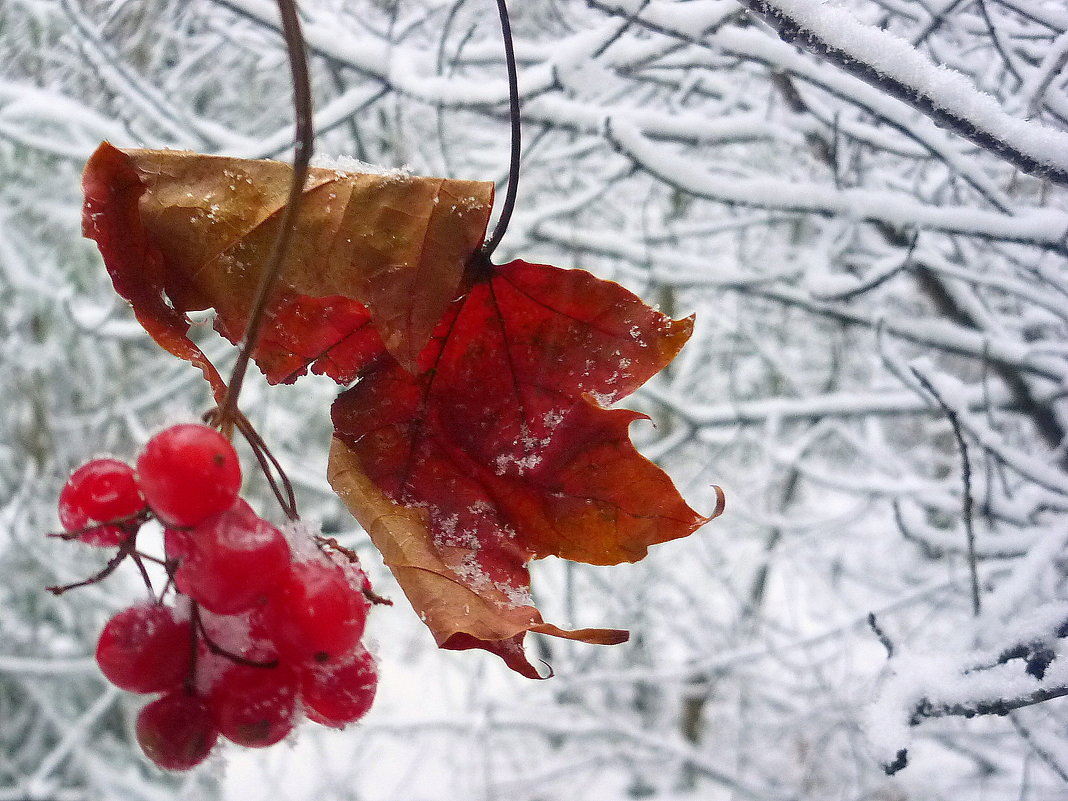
[867,612,894,658]
[911,683,1068,724]
[736,0,1068,187]
[909,367,981,617]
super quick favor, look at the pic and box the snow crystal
[193,610,257,694]
[452,552,493,593]
[280,518,328,563]
[438,513,458,537]
[542,409,565,429]
[454,195,489,212]
[311,153,411,178]
[588,389,617,407]
[497,581,532,608]
[432,519,480,552]
[449,551,530,610]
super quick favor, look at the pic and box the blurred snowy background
[3,0,1068,798]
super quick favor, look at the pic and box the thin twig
[316,536,394,605]
[810,231,919,302]
[867,612,894,658]
[910,367,981,616]
[480,0,521,259]
[46,510,148,541]
[46,537,139,595]
[1009,712,1068,783]
[216,0,315,432]
[46,533,165,597]
[128,551,156,598]
[911,683,1068,723]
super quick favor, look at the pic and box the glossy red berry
[136,424,241,527]
[136,692,218,771]
[96,604,192,693]
[303,648,378,728]
[211,662,300,748]
[58,458,144,546]
[260,559,368,665]
[164,527,193,561]
[178,501,291,614]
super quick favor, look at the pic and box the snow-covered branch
[736,0,1068,185]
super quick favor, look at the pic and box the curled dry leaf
[329,261,717,677]
[82,141,493,381]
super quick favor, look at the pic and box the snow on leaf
[82,142,494,381]
[329,260,716,676]
[327,440,629,679]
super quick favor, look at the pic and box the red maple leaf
[329,260,717,677]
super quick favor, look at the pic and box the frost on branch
[868,595,1068,776]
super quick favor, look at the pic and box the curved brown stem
[234,411,299,520]
[480,0,521,259]
[191,603,279,670]
[316,536,393,605]
[215,0,315,432]
[46,532,142,595]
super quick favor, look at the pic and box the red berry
[259,560,368,665]
[164,527,193,561]
[136,692,218,771]
[95,604,192,693]
[178,502,291,614]
[58,458,144,546]
[303,648,378,728]
[211,662,299,748]
[136,424,241,527]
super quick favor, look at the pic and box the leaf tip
[709,485,726,520]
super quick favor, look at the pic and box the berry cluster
[55,423,378,771]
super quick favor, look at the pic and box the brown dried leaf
[84,142,494,374]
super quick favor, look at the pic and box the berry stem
[46,536,137,595]
[316,536,393,606]
[47,510,149,541]
[191,603,279,669]
[184,606,200,695]
[128,549,156,598]
[235,411,299,521]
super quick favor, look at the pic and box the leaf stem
[216,0,314,431]
[480,0,521,260]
